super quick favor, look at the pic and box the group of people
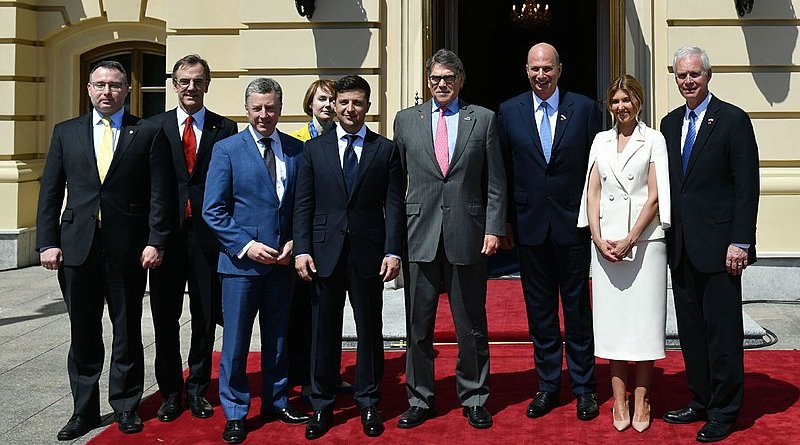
[36,41,759,444]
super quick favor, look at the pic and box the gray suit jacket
[393,99,506,265]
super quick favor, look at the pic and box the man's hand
[40,247,63,270]
[140,246,164,269]
[276,240,294,266]
[380,256,401,282]
[500,223,516,250]
[246,242,279,265]
[295,255,317,282]
[726,244,749,276]
[481,234,501,256]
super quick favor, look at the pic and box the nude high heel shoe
[632,402,651,432]
[612,401,631,432]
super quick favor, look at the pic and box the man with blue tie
[498,42,602,421]
[203,78,310,444]
[294,75,405,439]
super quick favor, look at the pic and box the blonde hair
[605,74,644,120]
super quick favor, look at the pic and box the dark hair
[605,74,645,119]
[302,79,335,116]
[88,60,128,84]
[426,48,465,82]
[171,54,211,83]
[244,78,283,105]
[334,75,371,101]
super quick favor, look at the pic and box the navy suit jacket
[293,129,405,278]
[203,129,302,276]
[498,90,601,246]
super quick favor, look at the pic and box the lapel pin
[707,118,714,125]
[559,114,566,121]
[464,116,472,121]
[129,130,134,134]
[420,114,424,119]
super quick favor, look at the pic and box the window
[80,42,166,118]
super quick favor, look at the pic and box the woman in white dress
[578,75,670,433]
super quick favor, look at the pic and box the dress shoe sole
[222,435,245,444]
[664,416,704,425]
[305,429,328,440]
[526,407,555,418]
[364,426,385,437]
[191,409,213,419]
[696,423,736,443]
[397,414,434,429]
[156,413,180,422]
[578,411,600,421]
[462,409,492,429]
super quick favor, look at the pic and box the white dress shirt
[336,123,368,166]
[176,106,205,152]
[532,87,560,146]
[92,107,124,157]
[681,92,712,155]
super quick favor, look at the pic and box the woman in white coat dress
[578,75,670,433]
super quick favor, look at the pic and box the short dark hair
[245,77,283,105]
[171,54,211,83]
[426,49,465,81]
[302,79,335,116]
[88,60,128,84]
[334,75,371,101]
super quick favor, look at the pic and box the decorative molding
[239,68,381,76]
[0,1,70,25]
[668,65,800,74]
[0,38,44,47]
[667,19,800,27]
[242,22,381,30]
[0,76,45,83]
[749,112,800,119]
[0,115,44,121]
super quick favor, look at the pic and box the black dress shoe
[157,393,182,422]
[526,391,559,418]
[462,406,493,429]
[222,419,246,444]
[397,406,436,429]
[261,406,312,424]
[305,409,333,440]
[116,411,143,434]
[57,415,100,441]
[188,395,214,418]
[576,393,600,421]
[361,406,384,437]
[697,420,736,442]
[663,406,706,424]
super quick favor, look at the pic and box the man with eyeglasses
[393,48,507,430]
[36,60,174,439]
[146,54,238,423]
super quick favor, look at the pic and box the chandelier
[511,1,552,28]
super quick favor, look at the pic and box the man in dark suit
[294,75,405,439]
[203,78,310,444]
[497,42,601,421]
[393,49,506,430]
[36,60,173,439]
[661,46,759,443]
[147,54,237,422]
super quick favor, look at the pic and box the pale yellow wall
[647,0,800,255]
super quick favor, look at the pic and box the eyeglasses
[175,78,207,89]
[90,82,125,92]
[429,75,457,85]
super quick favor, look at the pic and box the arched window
[80,42,166,118]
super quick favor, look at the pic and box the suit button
[339,229,346,235]
[440,205,444,209]
[443,178,448,183]
[545,194,550,200]
[622,193,629,200]
[601,174,607,180]
[682,191,687,197]
[628,173,634,180]
[608,195,615,201]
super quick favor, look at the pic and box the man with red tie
[147,54,237,422]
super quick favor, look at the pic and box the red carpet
[89,347,800,444]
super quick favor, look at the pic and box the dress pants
[309,243,384,411]
[59,226,146,417]
[671,248,744,423]
[517,231,596,395]
[405,240,490,409]
[218,266,293,420]
[149,217,221,398]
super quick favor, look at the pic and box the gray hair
[88,60,128,84]
[244,77,283,105]
[672,46,712,77]
[426,48,466,81]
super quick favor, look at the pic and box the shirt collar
[176,106,206,127]
[336,123,367,142]
[432,98,460,115]
[686,92,712,118]
[532,87,560,112]
[93,107,124,127]
[248,125,279,147]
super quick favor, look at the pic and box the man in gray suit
[393,49,507,430]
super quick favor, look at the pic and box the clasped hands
[246,240,294,266]
[594,237,635,263]
[295,255,401,283]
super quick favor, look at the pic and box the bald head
[526,43,562,100]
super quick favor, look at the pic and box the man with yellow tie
[36,60,174,440]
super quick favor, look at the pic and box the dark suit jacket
[203,129,302,276]
[147,108,238,248]
[293,129,405,278]
[660,95,759,273]
[498,90,601,246]
[393,100,506,265]
[36,111,174,266]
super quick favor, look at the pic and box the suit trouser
[218,266,293,421]
[671,248,744,423]
[309,243,384,411]
[405,241,490,409]
[149,217,221,398]
[59,227,146,418]
[518,232,596,396]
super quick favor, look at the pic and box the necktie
[681,110,697,173]
[262,138,277,185]
[183,115,197,218]
[434,105,450,175]
[343,134,358,195]
[539,101,553,163]
[97,117,113,183]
